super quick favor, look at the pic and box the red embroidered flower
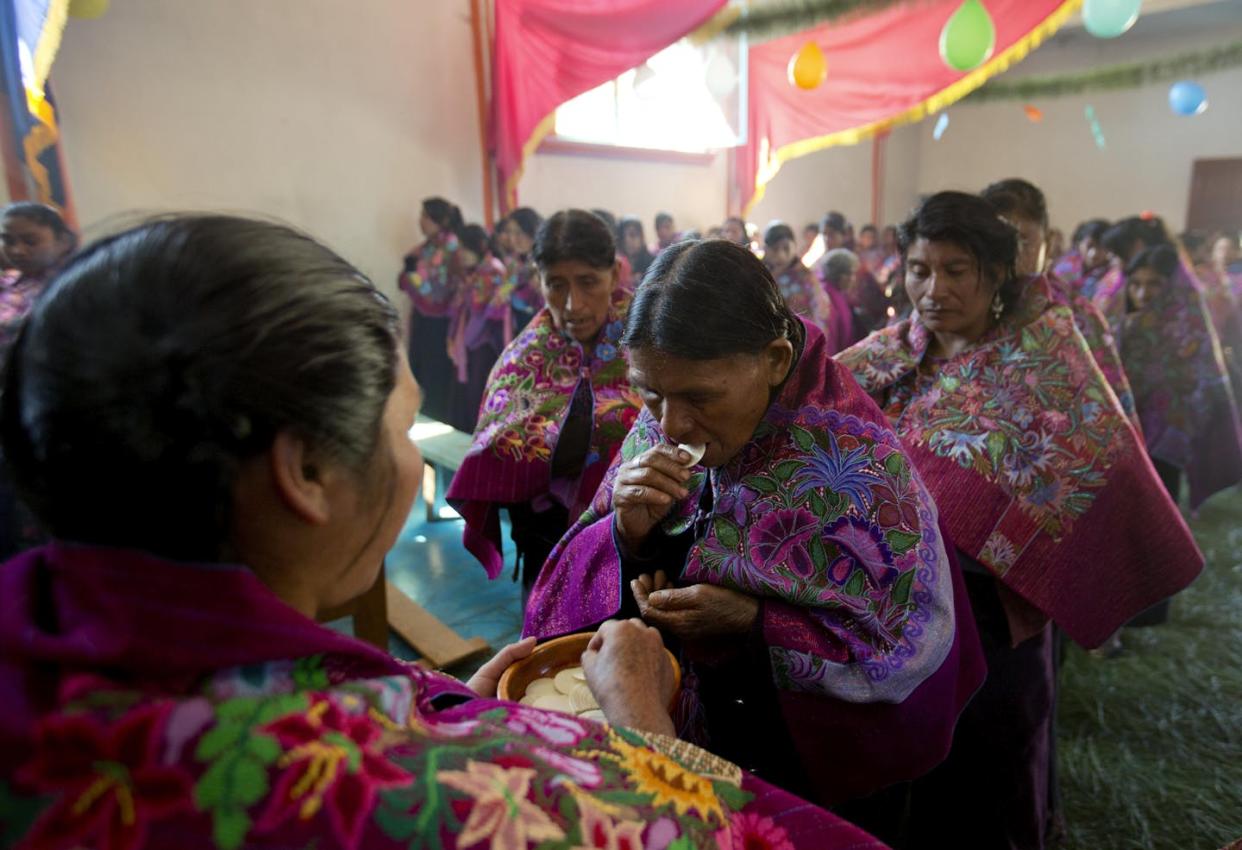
[256,697,411,850]
[18,703,193,850]
[717,811,796,850]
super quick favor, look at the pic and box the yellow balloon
[787,42,827,91]
[69,0,110,19]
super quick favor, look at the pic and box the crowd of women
[0,179,1237,850]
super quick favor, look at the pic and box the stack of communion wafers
[518,665,605,722]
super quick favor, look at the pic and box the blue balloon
[1082,0,1142,39]
[1168,81,1208,116]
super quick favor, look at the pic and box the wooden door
[1187,158,1242,233]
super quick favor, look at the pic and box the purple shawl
[525,321,985,805]
[1117,265,1242,506]
[447,308,643,578]
[0,542,885,850]
[838,275,1204,648]
[773,261,850,354]
[447,254,508,383]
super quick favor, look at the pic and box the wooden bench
[411,415,476,522]
[318,415,490,670]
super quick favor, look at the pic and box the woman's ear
[764,337,796,387]
[269,431,334,524]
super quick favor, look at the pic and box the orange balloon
[787,42,827,91]
[1024,104,1044,122]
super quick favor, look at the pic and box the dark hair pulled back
[622,239,805,360]
[899,191,1021,315]
[533,209,616,271]
[0,215,400,562]
[422,197,464,234]
[3,201,77,249]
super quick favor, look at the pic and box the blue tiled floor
[333,487,525,678]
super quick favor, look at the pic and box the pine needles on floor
[1058,488,1242,850]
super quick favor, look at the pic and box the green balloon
[940,0,997,72]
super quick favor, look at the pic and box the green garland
[722,0,916,40]
[967,40,1242,101]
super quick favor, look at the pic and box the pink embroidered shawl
[446,308,642,578]
[838,276,1203,648]
[524,321,985,805]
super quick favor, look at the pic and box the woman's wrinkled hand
[467,636,537,697]
[581,619,675,736]
[612,445,693,552]
[632,580,759,641]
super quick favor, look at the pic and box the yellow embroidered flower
[604,733,724,824]
[438,759,565,850]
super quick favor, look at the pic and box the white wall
[746,124,924,231]
[518,149,728,235]
[53,0,486,300]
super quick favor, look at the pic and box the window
[553,34,747,154]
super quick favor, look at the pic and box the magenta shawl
[447,254,508,383]
[1117,266,1242,507]
[446,308,643,578]
[0,543,884,850]
[398,230,459,318]
[524,321,985,805]
[838,276,1203,648]
[1045,272,1140,428]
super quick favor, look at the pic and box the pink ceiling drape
[736,0,1082,214]
[491,0,727,209]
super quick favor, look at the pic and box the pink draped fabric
[735,0,1078,213]
[492,0,726,207]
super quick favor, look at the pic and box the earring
[991,291,1004,321]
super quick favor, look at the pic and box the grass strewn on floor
[1059,487,1242,850]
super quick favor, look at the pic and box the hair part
[533,209,616,271]
[622,239,806,361]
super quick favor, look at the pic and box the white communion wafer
[524,678,559,698]
[553,668,581,694]
[677,442,707,466]
[579,709,607,722]
[567,665,587,681]
[519,694,542,706]
[568,682,600,713]
[533,693,574,713]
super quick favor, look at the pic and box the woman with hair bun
[526,237,985,814]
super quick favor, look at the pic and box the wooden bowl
[497,631,681,711]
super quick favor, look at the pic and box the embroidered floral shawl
[1045,273,1139,427]
[524,321,985,805]
[838,276,1203,648]
[447,308,643,578]
[1117,265,1242,506]
[1051,250,1083,285]
[447,254,508,383]
[0,543,883,850]
[398,231,459,318]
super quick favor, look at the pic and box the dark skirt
[409,314,452,423]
